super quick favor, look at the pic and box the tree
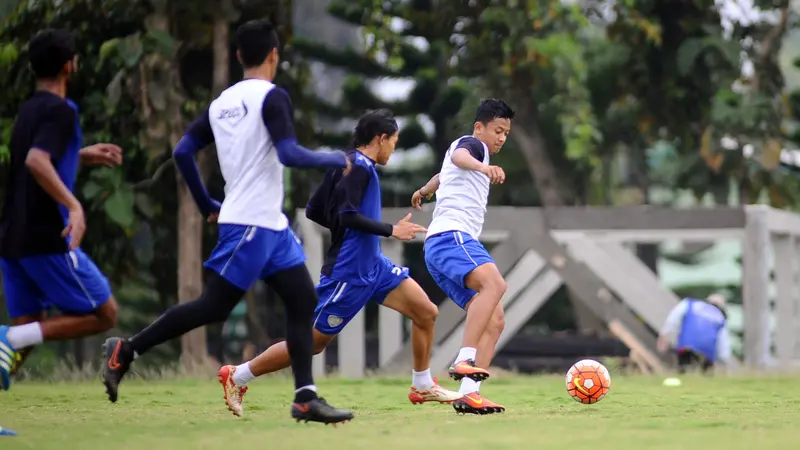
[290,0,469,199]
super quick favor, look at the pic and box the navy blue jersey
[309,151,385,285]
[0,92,82,257]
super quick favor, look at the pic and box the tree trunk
[175,0,232,371]
[511,110,606,334]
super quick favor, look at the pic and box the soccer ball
[565,359,611,404]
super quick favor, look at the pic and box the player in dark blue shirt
[219,109,463,406]
[0,29,124,435]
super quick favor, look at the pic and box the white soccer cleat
[408,378,464,404]
[218,365,248,417]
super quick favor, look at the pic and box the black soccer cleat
[102,337,134,403]
[291,397,355,425]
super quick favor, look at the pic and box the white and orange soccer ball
[565,359,611,404]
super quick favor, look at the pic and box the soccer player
[657,293,732,374]
[410,99,514,415]
[101,19,354,424]
[216,109,463,417]
[0,28,124,433]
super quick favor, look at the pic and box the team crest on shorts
[327,315,343,328]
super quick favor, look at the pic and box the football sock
[413,368,435,390]
[6,322,43,349]
[129,273,244,355]
[454,347,477,364]
[295,385,319,402]
[459,378,481,395]
[232,362,255,386]
[265,265,318,397]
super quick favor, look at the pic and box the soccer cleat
[408,378,464,404]
[102,337,134,403]
[448,359,490,382]
[291,397,354,425]
[452,392,505,415]
[0,326,18,391]
[0,425,16,436]
[218,365,248,417]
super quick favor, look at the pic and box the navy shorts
[424,231,495,309]
[1,249,112,319]
[204,224,306,291]
[313,256,409,335]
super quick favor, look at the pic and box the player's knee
[313,333,334,354]
[479,275,506,302]
[96,297,119,330]
[411,301,438,328]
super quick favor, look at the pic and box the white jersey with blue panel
[422,135,496,311]
[175,79,347,290]
[426,135,491,240]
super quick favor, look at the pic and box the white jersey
[208,79,288,230]
[426,135,491,239]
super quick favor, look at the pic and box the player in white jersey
[411,99,514,415]
[101,20,354,424]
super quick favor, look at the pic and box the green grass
[0,374,793,450]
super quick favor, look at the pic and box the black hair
[235,19,280,68]
[474,98,515,124]
[28,29,76,79]
[352,109,399,148]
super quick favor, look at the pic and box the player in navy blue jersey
[0,29,125,436]
[215,109,463,414]
[101,20,353,424]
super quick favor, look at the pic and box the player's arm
[411,173,439,210]
[450,137,505,184]
[173,109,221,218]
[26,103,84,248]
[262,88,350,171]
[305,170,336,229]
[716,324,733,364]
[657,299,689,352]
[337,166,425,240]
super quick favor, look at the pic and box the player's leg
[218,275,353,417]
[424,232,504,382]
[1,252,118,389]
[676,349,692,374]
[8,312,46,376]
[424,234,506,415]
[458,301,505,395]
[102,224,262,403]
[258,228,353,424]
[371,259,461,404]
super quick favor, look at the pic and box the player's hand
[207,199,221,223]
[411,188,433,211]
[62,204,86,250]
[480,165,505,184]
[80,143,123,167]
[341,152,353,176]
[392,213,427,241]
[657,336,669,353]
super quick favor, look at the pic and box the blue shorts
[424,231,495,309]
[1,250,112,319]
[204,224,306,291]
[313,256,409,335]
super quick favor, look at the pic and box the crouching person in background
[657,294,732,374]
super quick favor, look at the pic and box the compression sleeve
[339,212,393,237]
[173,109,219,215]
[261,88,347,169]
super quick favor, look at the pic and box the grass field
[0,374,794,450]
